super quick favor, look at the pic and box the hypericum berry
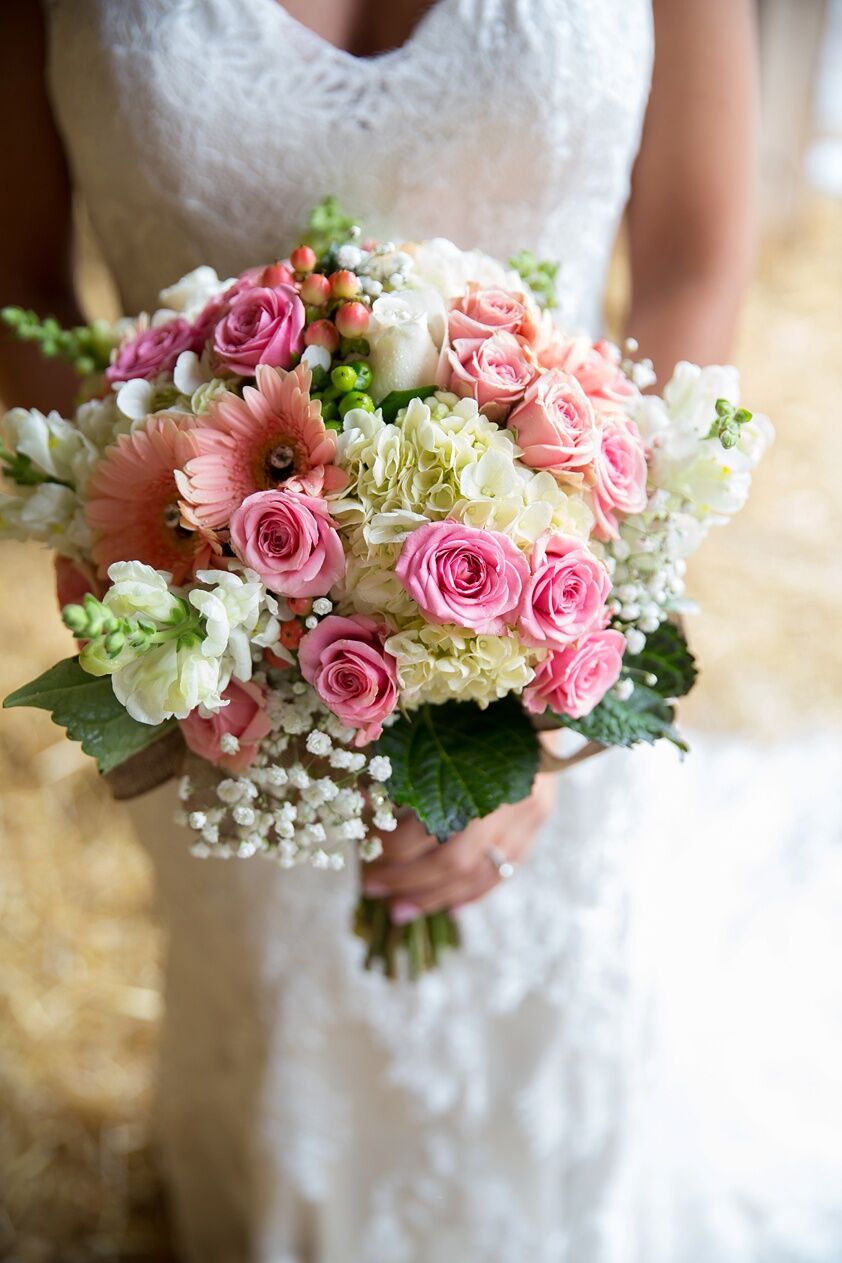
[329,269,359,300]
[288,596,313,616]
[330,364,358,393]
[335,301,369,338]
[300,273,331,306]
[290,245,317,273]
[258,262,292,287]
[321,400,340,424]
[339,390,375,416]
[280,620,305,650]
[304,319,340,353]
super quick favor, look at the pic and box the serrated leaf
[625,621,697,699]
[374,696,540,841]
[555,683,688,752]
[378,386,438,424]
[4,656,176,774]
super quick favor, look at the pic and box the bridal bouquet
[1,200,770,973]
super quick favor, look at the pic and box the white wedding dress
[45,3,842,1261]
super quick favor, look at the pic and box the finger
[363,829,478,899]
[372,813,435,863]
[393,858,502,918]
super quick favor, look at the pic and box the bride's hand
[363,774,556,922]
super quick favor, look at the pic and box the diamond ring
[485,844,516,881]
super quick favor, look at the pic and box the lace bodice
[46,0,652,334]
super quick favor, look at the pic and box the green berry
[350,360,373,391]
[339,390,375,417]
[330,364,358,393]
[321,400,340,423]
[339,336,370,358]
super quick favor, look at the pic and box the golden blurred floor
[0,198,840,1259]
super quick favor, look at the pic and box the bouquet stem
[354,897,460,978]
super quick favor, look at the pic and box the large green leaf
[556,682,688,752]
[624,621,697,699]
[4,656,176,774]
[374,696,540,841]
[378,386,438,424]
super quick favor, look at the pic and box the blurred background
[1,2,841,1258]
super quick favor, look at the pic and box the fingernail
[362,881,389,897]
[391,900,421,926]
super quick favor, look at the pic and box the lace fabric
[45,0,653,334]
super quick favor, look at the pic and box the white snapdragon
[111,640,224,724]
[103,560,184,622]
[190,568,266,683]
[2,406,98,487]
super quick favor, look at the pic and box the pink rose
[590,407,649,539]
[213,284,305,376]
[180,678,272,773]
[106,318,197,384]
[519,534,611,649]
[443,331,536,414]
[523,630,626,719]
[396,519,529,634]
[229,488,345,597]
[448,285,540,343]
[299,614,398,744]
[535,333,637,403]
[507,368,597,475]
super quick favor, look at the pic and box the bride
[0,2,798,1260]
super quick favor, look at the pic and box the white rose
[367,286,446,403]
[410,238,520,300]
[157,266,234,321]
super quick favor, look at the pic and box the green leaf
[4,656,176,774]
[300,197,358,256]
[374,696,540,841]
[508,250,560,308]
[554,683,688,752]
[378,386,438,424]
[624,621,697,699]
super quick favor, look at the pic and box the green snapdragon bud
[104,630,126,657]
[62,603,88,635]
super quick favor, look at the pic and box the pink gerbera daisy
[176,363,346,531]
[86,414,217,584]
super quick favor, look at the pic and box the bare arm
[0,4,82,413]
[627,0,758,378]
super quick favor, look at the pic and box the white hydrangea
[386,623,537,709]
